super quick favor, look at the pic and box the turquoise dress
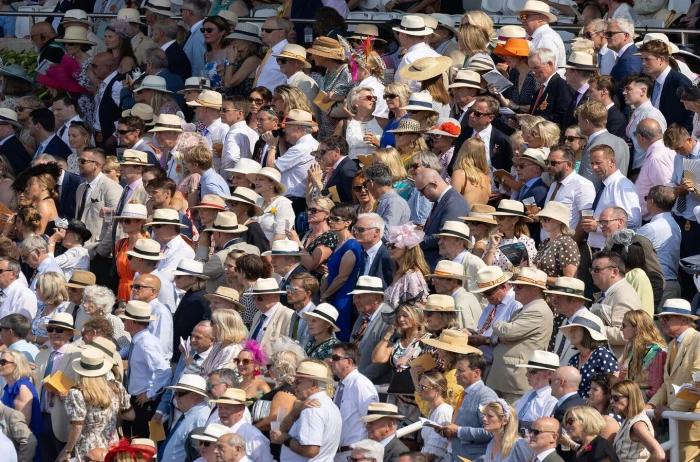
[326,238,364,342]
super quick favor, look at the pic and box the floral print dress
[385,270,429,309]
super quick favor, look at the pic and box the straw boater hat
[421,329,481,355]
[496,25,527,45]
[515,350,560,371]
[544,276,590,301]
[127,238,165,261]
[510,267,548,290]
[247,167,286,194]
[250,278,285,295]
[225,187,264,216]
[284,109,315,127]
[460,204,498,225]
[72,347,113,377]
[204,286,245,310]
[361,403,405,423]
[274,44,311,69]
[494,38,530,58]
[471,266,513,293]
[146,208,187,228]
[423,293,460,312]
[226,23,262,45]
[348,275,385,295]
[117,8,144,25]
[536,201,571,229]
[217,10,238,28]
[120,149,150,166]
[520,148,547,169]
[62,9,90,25]
[178,77,211,94]
[466,55,495,72]
[191,423,233,442]
[56,26,95,45]
[204,211,248,234]
[65,270,96,289]
[491,199,534,222]
[398,56,453,82]
[225,158,262,176]
[349,24,385,42]
[144,0,173,17]
[190,194,226,211]
[636,33,680,55]
[518,0,557,22]
[400,92,438,113]
[134,75,170,93]
[0,108,21,128]
[149,114,183,133]
[427,260,469,281]
[261,239,301,257]
[173,258,209,279]
[563,51,597,71]
[295,360,332,383]
[386,118,424,134]
[435,220,472,243]
[166,373,208,397]
[656,298,700,320]
[119,300,158,322]
[306,37,346,62]
[210,388,248,405]
[303,303,341,332]
[115,203,148,221]
[122,103,155,126]
[42,312,77,333]
[392,15,433,36]
[426,118,461,138]
[187,90,223,110]
[559,315,607,341]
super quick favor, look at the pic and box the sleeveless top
[613,411,652,462]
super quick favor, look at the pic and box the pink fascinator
[386,223,424,249]
[107,19,132,38]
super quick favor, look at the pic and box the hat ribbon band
[175,267,203,276]
[367,409,400,416]
[271,250,300,255]
[124,311,152,321]
[214,224,243,231]
[67,279,90,287]
[440,230,470,240]
[154,122,182,129]
[48,321,74,330]
[453,78,479,85]
[0,115,17,123]
[233,29,260,38]
[433,270,461,277]
[152,218,181,224]
[477,275,508,289]
[408,100,433,108]
[527,360,557,369]
[281,52,306,61]
[310,45,344,55]
[133,248,162,257]
[229,192,255,204]
[496,207,526,216]
[146,2,171,12]
[184,85,210,90]
[548,285,585,296]
[513,276,545,286]
[122,157,146,163]
[569,316,602,332]
[88,341,113,358]
[398,25,429,32]
[79,360,105,370]
[660,306,693,316]
[353,285,383,292]
[310,310,337,325]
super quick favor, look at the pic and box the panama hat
[400,92,438,113]
[465,55,495,73]
[306,36,346,62]
[570,38,595,55]
[119,300,157,322]
[119,149,150,166]
[134,75,170,94]
[144,0,173,16]
[417,13,438,31]
[536,201,571,228]
[203,211,247,233]
[494,38,530,58]
[472,266,513,293]
[247,167,286,194]
[42,312,77,332]
[217,10,238,27]
[496,25,527,45]
[427,260,468,281]
[115,203,148,221]
[398,56,453,82]
[386,118,424,134]
[421,329,481,355]
[172,258,209,279]
[560,314,607,341]
[262,239,301,257]
[518,0,557,23]
[127,238,165,261]
[210,387,248,405]
[510,267,548,290]
[361,403,405,423]
[225,158,262,175]
[179,77,211,94]
[130,439,157,455]
[146,208,187,228]
[250,278,285,295]
[349,24,385,43]
[190,194,226,210]
[191,423,233,442]
[656,298,700,320]
[166,373,208,397]
[515,350,559,370]
[72,347,113,377]
[460,204,498,225]
[274,44,311,68]
[431,13,457,35]
[284,109,315,127]
[0,108,20,127]
[62,9,90,25]
[0,64,31,84]
[303,303,340,332]
[204,286,244,309]
[116,8,144,25]
[448,70,482,91]
[65,270,96,289]
[563,51,597,71]
[520,148,547,169]
[491,199,534,222]
[435,220,471,242]
[86,336,118,361]
[122,103,155,126]
[392,15,433,36]
[423,293,460,312]
[187,90,223,109]
[636,33,679,55]
[225,187,264,216]
[149,113,183,133]
[56,26,95,45]
[295,360,332,383]
[348,276,384,295]
[544,276,590,301]
[226,23,262,45]
[426,118,461,138]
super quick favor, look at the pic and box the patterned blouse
[569,346,619,398]
[304,336,340,361]
[491,235,538,271]
[533,234,580,277]
[313,66,354,138]
[302,231,338,279]
[503,68,537,109]
[385,270,429,309]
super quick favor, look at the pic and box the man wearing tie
[528,48,573,127]
[248,278,293,356]
[562,52,595,129]
[353,213,393,288]
[255,17,291,91]
[317,136,358,204]
[286,272,317,347]
[513,350,558,431]
[447,69,481,167]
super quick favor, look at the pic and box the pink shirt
[635,139,676,218]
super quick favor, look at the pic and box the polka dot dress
[569,346,619,398]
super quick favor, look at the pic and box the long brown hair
[396,245,430,278]
[620,310,666,380]
[421,75,450,105]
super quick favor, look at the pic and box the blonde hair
[564,405,606,436]
[270,350,303,386]
[576,100,607,127]
[620,310,666,381]
[384,82,411,107]
[515,114,544,134]
[78,375,112,409]
[274,85,313,115]
[482,401,519,457]
[397,135,430,161]
[531,121,561,149]
[420,370,452,401]
[183,144,213,170]
[458,11,494,55]
[396,245,430,278]
[4,350,32,381]
[36,271,68,306]
[396,304,425,337]
[212,309,248,344]
[421,75,450,105]
[311,196,335,212]
[102,156,120,175]
[358,51,385,79]
[611,380,646,418]
[454,138,490,189]
[374,147,408,182]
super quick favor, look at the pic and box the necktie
[517,390,538,421]
[291,312,301,340]
[531,85,545,114]
[58,125,66,138]
[591,183,606,211]
[193,353,201,361]
[334,381,345,406]
[478,305,499,335]
[352,315,371,343]
[250,314,267,340]
[667,340,679,372]
[254,49,272,87]
[362,251,370,275]
[423,199,439,231]
[76,183,90,219]
[652,81,662,108]
[555,320,568,356]
[41,350,58,411]
[0,289,5,303]
[548,181,563,202]
[116,185,130,216]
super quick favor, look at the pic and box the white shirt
[160,40,176,52]
[396,42,440,92]
[472,124,493,165]
[598,43,616,76]
[30,256,63,291]
[336,369,378,445]
[542,171,595,240]
[588,169,642,249]
[228,418,274,462]
[275,133,318,197]
[282,390,342,462]
[93,70,122,131]
[222,120,259,173]
[530,24,566,71]
[514,386,557,423]
[363,241,383,276]
[203,118,230,172]
[628,101,667,170]
[51,246,90,280]
[152,268,178,314]
[148,298,174,361]
[156,235,196,281]
[257,39,288,92]
[0,278,37,322]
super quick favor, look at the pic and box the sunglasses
[117,129,135,135]
[469,109,493,118]
[383,93,398,99]
[352,185,367,193]
[362,95,378,102]
[0,359,14,366]
[308,207,326,215]
[328,216,345,223]
[78,158,97,165]
[262,28,282,33]
[199,441,212,447]
[200,27,218,33]
[610,394,626,402]
[582,32,594,39]
[330,354,351,362]
[604,31,625,38]
[530,428,555,436]
[564,136,583,142]
[233,358,252,366]
[131,284,155,291]
[352,226,378,234]
[547,159,568,166]
[47,327,66,334]
[276,58,290,65]
[249,97,264,104]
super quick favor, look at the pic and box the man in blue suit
[416,168,470,269]
[152,18,192,82]
[180,0,207,78]
[515,148,549,208]
[607,19,641,87]
[354,213,394,288]
[29,108,72,161]
[318,136,358,204]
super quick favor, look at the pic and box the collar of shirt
[298,301,315,315]
[534,385,552,397]
[36,256,57,274]
[531,24,551,41]
[0,134,12,146]
[128,177,142,192]
[617,41,634,57]
[101,70,118,88]
[341,367,360,386]
[556,391,578,407]
[271,39,288,55]
[452,249,469,264]
[294,133,317,149]
[589,128,608,143]
[38,134,54,151]
[195,345,213,362]
[57,170,65,187]
[656,65,672,87]
[602,168,624,187]
[282,263,300,281]
[636,100,653,112]
[365,240,383,260]
[190,19,204,34]
[332,155,346,170]
[379,435,396,447]
[578,83,589,95]
[569,306,588,321]
[477,124,492,140]
[261,302,281,320]
[132,328,149,344]
[160,40,176,51]
[675,327,691,344]
[605,102,615,110]
[465,379,483,393]
[537,448,557,461]
[540,72,556,89]
[650,211,672,223]
[407,42,430,54]
[436,185,452,203]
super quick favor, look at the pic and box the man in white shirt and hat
[275,44,319,105]
[514,350,559,431]
[393,15,440,92]
[147,209,196,280]
[518,0,566,70]
[187,90,229,170]
[427,263,482,330]
[435,221,486,293]
[275,110,318,214]
[249,278,293,355]
[127,236,177,314]
[131,273,174,361]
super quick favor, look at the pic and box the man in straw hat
[264,239,305,306]
[148,209,196,280]
[270,360,341,459]
[275,44,319,105]
[427,261,482,330]
[120,300,172,437]
[248,278,294,354]
[486,267,553,402]
[131,273,174,361]
[127,237,177,314]
[276,109,319,214]
[64,270,96,319]
[435,220,486,291]
[187,89,229,159]
[514,148,549,208]
[447,69,483,162]
[361,402,408,461]
[518,0,565,69]
[513,350,559,430]
[0,108,31,176]
[393,15,440,92]
[212,388,273,460]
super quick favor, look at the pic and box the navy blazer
[323,156,358,204]
[42,135,72,161]
[165,42,192,82]
[610,44,642,85]
[517,177,548,208]
[530,73,575,127]
[421,187,471,269]
[365,243,394,288]
[0,135,31,176]
[490,126,513,172]
[60,171,83,220]
[607,104,627,140]
[553,393,586,422]
[655,68,694,131]
[279,264,307,306]
[449,113,474,175]
[171,288,210,364]
[563,89,590,130]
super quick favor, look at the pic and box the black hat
[66,219,92,243]
[12,162,61,193]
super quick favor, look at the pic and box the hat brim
[119,160,151,166]
[420,337,482,354]
[471,272,513,293]
[386,127,425,134]
[460,215,498,225]
[71,358,112,377]
[145,220,187,228]
[186,100,222,109]
[398,56,453,81]
[360,413,406,423]
[0,67,31,83]
[491,211,534,222]
[190,203,226,210]
[306,48,346,62]
[115,214,148,221]
[391,26,433,36]
[144,5,173,16]
[303,311,340,332]
[56,38,96,45]
[398,104,439,113]
[178,86,212,94]
[535,210,569,227]
[426,272,468,281]
[0,116,21,127]
[203,293,245,310]
[347,288,384,295]
[559,322,607,341]
[173,269,209,279]
[274,52,311,69]
[126,250,164,261]
[655,311,700,321]
[203,224,248,233]
[510,279,547,290]
[515,362,558,370]
[210,396,249,405]
[134,86,171,94]
[426,128,459,138]
[65,281,93,289]
[543,288,590,301]
[294,372,333,383]
[246,173,287,193]
[448,81,483,90]
[41,322,79,333]
[165,383,209,397]
[226,33,263,45]
[249,289,286,295]
[223,195,263,216]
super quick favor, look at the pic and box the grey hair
[82,285,116,315]
[32,154,58,165]
[210,368,239,386]
[145,48,168,70]
[357,212,385,239]
[363,162,393,187]
[411,151,441,171]
[529,48,557,66]
[347,86,375,113]
[20,235,48,254]
[219,433,245,448]
[153,19,179,40]
[587,18,606,33]
[0,257,19,276]
[351,439,385,462]
[607,18,634,36]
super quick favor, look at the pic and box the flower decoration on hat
[438,120,460,136]
[349,38,386,82]
[608,229,635,251]
[386,223,424,249]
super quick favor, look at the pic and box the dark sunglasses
[604,31,625,38]
[330,354,351,362]
[15,106,29,112]
[117,129,135,135]
[564,136,584,142]
[249,97,264,104]
[328,215,345,223]
[547,159,568,166]
[610,394,626,402]
[276,58,290,65]
[200,27,218,33]
[361,95,377,102]
[199,441,212,447]
[233,358,252,366]
[352,226,377,234]
[352,185,367,193]
[383,93,398,99]
[131,284,154,291]
[78,158,97,165]
[47,327,66,334]
[0,359,14,366]
[261,28,282,33]
[469,109,493,118]
[530,428,555,436]
[308,207,326,215]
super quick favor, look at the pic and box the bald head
[414,168,449,201]
[133,274,161,302]
[30,22,56,49]
[91,52,118,80]
[529,417,560,452]
[636,117,664,148]
[550,365,581,398]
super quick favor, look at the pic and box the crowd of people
[0,0,698,462]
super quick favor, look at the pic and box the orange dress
[115,238,136,301]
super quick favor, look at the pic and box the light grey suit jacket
[453,286,482,331]
[591,278,641,358]
[350,302,393,384]
[0,401,36,462]
[250,303,294,356]
[75,174,123,258]
[578,130,630,189]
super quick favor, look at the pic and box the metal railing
[659,410,700,462]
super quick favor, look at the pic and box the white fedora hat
[510,267,548,290]
[191,423,233,442]
[225,187,264,216]
[656,298,700,320]
[178,77,211,94]
[274,43,311,68]
[400,92,438,113]
[559,314,607,341]
[186,90,223,109]
[563,51,597,71]
[520,148,547,169]
[119,300,158,322]
[421,329,482,354]
[226,23,262,45]
[146,208,187,228]
[203,211,248,234]
[348,275,385,295]
[42,312,77,332]
[544,276,590,301]
[0,108,20,127]
[361,402,405,422]
[303,303,340,332]
[636,33,679,55]
[250,278,285,295]
[173,258,209,279]
[225,158,262,175]
[295,360,332,383]
[114,202,148,221]
[117,8,144,25]
[435,220,471,242]
[247,167,286,194]
[491,199,534,222]
[126,238,164,261]
[518,0,557,23]
[515,350,560,370]
[62,9,90,24]
[210,387,248,405]
[122,103,155,126]
[427,260,468,281]
[144,0,173,16]
[149,114,183,133]
[204,286,245,311]
[536,201,571,228]
[392,15,434,37]
[56,26,95,45]
[134,75,170,94]
[190,194,227,210]
[261,239,301,257]
[119,149,150,166]
[423,293,460,312]
[72,347,113,377]
[472,266,513,293]
[431,13,457,35]
[166,373,208,397]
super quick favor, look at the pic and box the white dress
[346,118,383,160]
[255,195,295,243]
[421,402,453,462]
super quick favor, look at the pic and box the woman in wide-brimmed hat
[533,201,580,284]
[303,303,342,361]
[491,37,537,113]
[398,56,453,118]
[483,199,537,271]
[224,23,262,96]
[386,117,429,169]
[247,167,295,243]
[224,186,269,252]
[0,63,33,112]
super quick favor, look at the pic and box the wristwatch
[283,436,293,447]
